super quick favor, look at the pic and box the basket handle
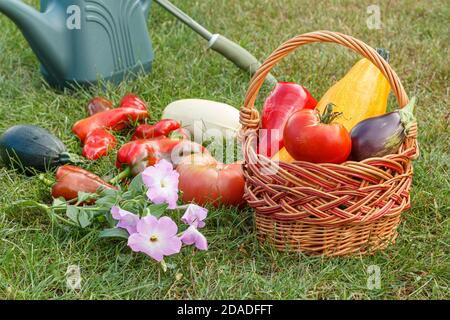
[240,30,409,131]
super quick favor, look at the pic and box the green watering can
[0,0,154,88]
[0,0,275,89]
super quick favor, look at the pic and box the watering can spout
[0,0,68,81]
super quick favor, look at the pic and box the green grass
[0,0,448,299]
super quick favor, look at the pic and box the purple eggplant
[350,97,416,161]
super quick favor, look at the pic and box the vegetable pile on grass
[1,94,245,267]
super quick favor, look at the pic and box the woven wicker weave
[239,31,418,256]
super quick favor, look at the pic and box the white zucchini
[162,99,241,143]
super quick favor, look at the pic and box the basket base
[255,214,402,257]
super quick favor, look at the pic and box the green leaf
[121,191,134,201]
[129,174,145,193]
[98,228,129,240]
[77,210,94,228]
[104,208,116,228]
[95,188,120,210]
[95,194,118,209]
[77,191,97,204]
[52,198,67,207]
[142,207,151,216]
[99,188,119,198]
[66,206,93,228]
[147,204,168,218]
[66,205,79,224]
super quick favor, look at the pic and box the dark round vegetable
[0,124,71,172]
[350,98,416,161]
[350,112,404,161]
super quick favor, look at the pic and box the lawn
[0,0,448,299]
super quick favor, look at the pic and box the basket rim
[240,30,410,126]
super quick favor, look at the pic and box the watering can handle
[141,0,152,16]
[208,34,277,86]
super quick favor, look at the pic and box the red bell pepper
[87,97,113,116]
[119,94,148,111]
[88,95,146,116]
[114,138,207,179]
[51,165,117,202]
[258,82,317,157]
[74,94,150,160]
[73,104,148,142]
[73,107,148,142]
[132,119,181,140]
[82,128,117,160]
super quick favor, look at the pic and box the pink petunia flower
[142,159,179,209]
[128,215,182,262]
[181,204,208,228]
[111,206,140,235]
[180,226,208,251]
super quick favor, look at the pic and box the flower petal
[141,244,165,262]
[181,204,208,228]
[143,159,180,208]
[142,167,164,188]
[166,192,179,209]
[127,233,147,253]
[110,205,121,218]
[146,186,168,204]
[193,232,208,251]
[180,226,208,251]
[161,236,182,256]
[128,233,165,262]
[136,215,158,236]
[156,159,175,172]
[142,159,174,187]
[163,171,180,188]
[146,181,179,208]
[155,216,179,237]
[111,206,140,234]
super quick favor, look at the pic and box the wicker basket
[239,31,418,256]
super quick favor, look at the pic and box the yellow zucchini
[271,147,294,162]
[316,48,391,131]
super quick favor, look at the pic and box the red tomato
[283,106,351,163]
[259,82,317,157]
[177,154,245,207]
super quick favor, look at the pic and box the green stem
[59,152,83,165]
[37,174,54,187]
[10,200,78,228]
[399,96,416,134]
[13,200,51,213]
[51,212,79,227]
[109,167,132,185]
[160,259,168,272]
[320,103,343,124]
